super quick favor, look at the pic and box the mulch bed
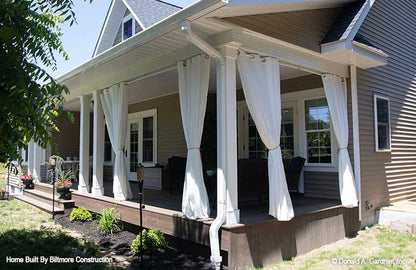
[55,213,223,269]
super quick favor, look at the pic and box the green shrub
[70,207,92,222]
[131,229,168,255]
[97,207,121,235]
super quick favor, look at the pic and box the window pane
[104,127,112,162]
[248,113,267,159]
[123,19,133,39]
[306,131,331,164]
[376,98,390,150]
[130,123,139,171]
[143,117,153,139]
[378,124,389,150]
[305,98,330,131]
[377,99,389,124]
[281,108,294,159]
[143,140,153,162]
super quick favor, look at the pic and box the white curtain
[322,74,358,206]
[100,83,133,201]
[237,52,294,221]
[177,54,210,219]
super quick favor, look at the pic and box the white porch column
[79,95,91,193]
[92,91,105,196]
[33,143,42,182]
[27,139,35,175]
[218,45,240,225]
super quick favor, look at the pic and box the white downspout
[181,20,227,270]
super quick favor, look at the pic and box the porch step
[23,189,75,209]
[33,182,54,195]
[14,195,64,214]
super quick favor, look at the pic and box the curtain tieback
[270,145,280,151]
[338,147,348,151]
[188,147,200,151]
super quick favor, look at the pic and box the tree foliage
[0,0,90,166]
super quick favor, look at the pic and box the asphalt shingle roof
[124,0,181,28]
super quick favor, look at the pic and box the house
[9,0,416,269]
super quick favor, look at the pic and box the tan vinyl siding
[128,93,187,165]
[357,0,416,226]
[223,8,340,52]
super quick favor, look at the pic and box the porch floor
[102,180,341,225]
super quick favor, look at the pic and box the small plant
[0,188,5,194]
[98,207,121,235]
[131,229,168,255]
[55,169,73,188]
[70,207,92,222]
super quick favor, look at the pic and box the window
[374,95,391,151]
[305,98,331,164]
[127,109,157,170]
[248,113,267,159]
[142,117,154,162]
[281,107,295,159]
[122,15,135,41]
[104,126,113,163]
[243,106,295,160]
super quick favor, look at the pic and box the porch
[12,3,370,268]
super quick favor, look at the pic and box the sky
[47,0,196,79]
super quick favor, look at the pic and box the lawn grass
[0,200,107,269]
[261,225,416,270]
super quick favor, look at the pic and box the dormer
[93,0,181,57]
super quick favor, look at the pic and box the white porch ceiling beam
[233,28,350,77]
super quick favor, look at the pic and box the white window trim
[237,88,338,173]
[127,109,158,167]
[374,94,391,152]
[121,14,135,41]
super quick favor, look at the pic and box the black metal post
[138,178,144,270]
[137,163,145,270]
[52,168,56,219]
[50,156,56,220]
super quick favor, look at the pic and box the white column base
[91,185,104,196]
[78,184,89,194]
[226,209,240,225]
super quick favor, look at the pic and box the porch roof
[58,0,385,102]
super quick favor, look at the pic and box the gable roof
[124,0,181,28]
[93,0,181,57]
[321,0,366,44]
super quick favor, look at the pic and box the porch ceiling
[58,0,355,104]
[63,62,309,111]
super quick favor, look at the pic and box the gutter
[181,20,226,270]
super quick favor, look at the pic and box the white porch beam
[79,95,91,193]
[218,44,240,225]
[233,27,350,77]
[92,91,105,196]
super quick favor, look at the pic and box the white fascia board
[121,0,146,30]
[321,40,387,69]
[227,0,352,6]
[58,0,227,84]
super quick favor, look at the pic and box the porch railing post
[79,94,91,193]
